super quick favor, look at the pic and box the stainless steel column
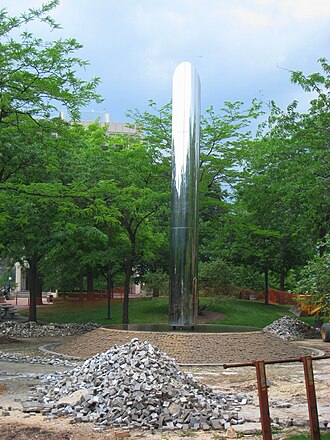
[169,62,201,328]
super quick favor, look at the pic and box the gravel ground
[55,328,318,364]
[0,334,329,440]
[0,318,329,439]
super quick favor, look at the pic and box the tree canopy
[1,0,329,322]
[0,1,101,320]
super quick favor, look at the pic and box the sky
[5,0,330,122]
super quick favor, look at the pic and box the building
[61,111,137,136]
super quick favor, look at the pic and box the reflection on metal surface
[169,62,201,328]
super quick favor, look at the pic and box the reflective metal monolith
[169,62,201,328]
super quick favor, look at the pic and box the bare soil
[0,331,329,439]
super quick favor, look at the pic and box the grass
[205,296,315,327]
[20,295,317,328]
[21,296,169,325]
[285,434,330,439]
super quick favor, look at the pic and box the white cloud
[230,7,273,27]
[278,0,330,20]
[3,0,329,120]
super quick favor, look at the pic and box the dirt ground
[0,330,329,440]
[53,328,320,364]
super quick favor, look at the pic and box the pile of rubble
[25,338,250,431]
[263,316,321,341]
[0,321,100,338]
[0,350,77,367]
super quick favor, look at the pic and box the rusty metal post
[254,361,272,440]
[224,355,330,440]
[301,356,321,440]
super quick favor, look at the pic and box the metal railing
[223,355,330,440]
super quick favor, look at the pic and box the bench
[8,308,19,319]
[0,305,19,319]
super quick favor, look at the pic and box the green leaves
[296,236,330,318]
[0,1,103,320]
[0,1,102,124]
[234,57,330,292]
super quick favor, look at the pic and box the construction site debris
[0,321,100,338]
[263,316,320,341]
[25,339,251,431]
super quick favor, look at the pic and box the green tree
[129,100,263,260]
[0,0,101,193]
[103,137,168,325]
[198,258,235,296]
[296,236,330,319]
[0,1,101,320]
[234,58,330,294]
[49,122,169,324]
[143,269,169,297]
[0,0,101,124]
[0,193,61,320]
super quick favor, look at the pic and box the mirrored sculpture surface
[169,62,201,328]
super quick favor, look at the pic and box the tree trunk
[79,272,84,303]
[36,275,43,305]
[86,268,93,293]
[264,269,269,305]
[28,259,38,322]
[122,263,132,326]
[122,229,136,327]
[106,262,113,320]
[152,290,160,298]
[107,226,113,319]
[280,272,285,291]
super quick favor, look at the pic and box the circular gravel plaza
[0,319,329,439]
[55,327,323,364]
